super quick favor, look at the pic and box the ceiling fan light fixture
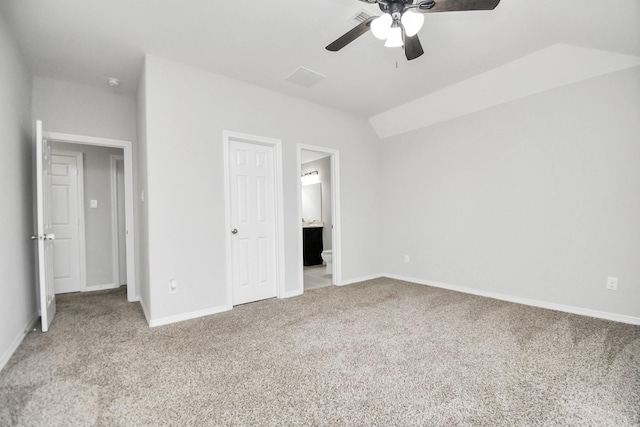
[326,0,501,60]
[370,13,392,40]
[401,10,424,37]
[384,26,404,48]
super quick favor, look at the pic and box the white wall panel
[380,66,640,318]
[0,13,36,370]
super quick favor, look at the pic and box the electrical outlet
[169,279,179,294]
[606,277,618,291]
[404,255,410,263]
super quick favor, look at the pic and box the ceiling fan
[326,0,501,61]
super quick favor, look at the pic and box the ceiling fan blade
[404,34,424,60]
[417,0,500,13]
[326,16,376,52]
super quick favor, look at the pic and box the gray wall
[32,77,137,143]
[0,13,36,369]
[380,66,640,318]
[51,142,124,287]
[302,156,332,250]
[139,55,382,323]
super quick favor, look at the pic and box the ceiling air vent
[351,9,374,24]
[285,67,326,88]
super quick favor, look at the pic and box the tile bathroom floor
[303,265,333,290]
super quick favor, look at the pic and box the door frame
[297,144,342,288]
[110,154,126,288]
[44,131,138,302]
[222,130,286,308]
[51,149,87,292]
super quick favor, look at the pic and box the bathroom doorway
[297,145,341,291]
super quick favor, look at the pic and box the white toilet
[321,249,332,275]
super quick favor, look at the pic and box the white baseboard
[0,312,39,372]
[149,305,231,328]
[338,273,384,287]
[84,283,120,292]
[282,289,303,298]
[385,273,640,326]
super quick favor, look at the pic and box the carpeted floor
[1,278,638,426]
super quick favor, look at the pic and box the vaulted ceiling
[2,0,639,118]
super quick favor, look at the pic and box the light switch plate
[90,200,98,208]
[169,279,178,294]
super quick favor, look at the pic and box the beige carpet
[1,278,638,426]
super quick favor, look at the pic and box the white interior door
[34,120,57,332]
[229,140,277,305]
[51,154,82,294]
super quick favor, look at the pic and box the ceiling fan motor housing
[377,0,436,10]
[379,1,407,24]
[379,0,434,19]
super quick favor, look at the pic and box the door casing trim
[44,131,137,302]
[297,144,342,290]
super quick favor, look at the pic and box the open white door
[33,120,57,332]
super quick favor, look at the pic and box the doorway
[297,144,341,291]
[51,142,126,295]
[44,130,137,302]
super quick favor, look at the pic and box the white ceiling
[1,0,639,117]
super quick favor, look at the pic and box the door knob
[44,233,56,241]
[30,235,38,240]
[231,228,238,234]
